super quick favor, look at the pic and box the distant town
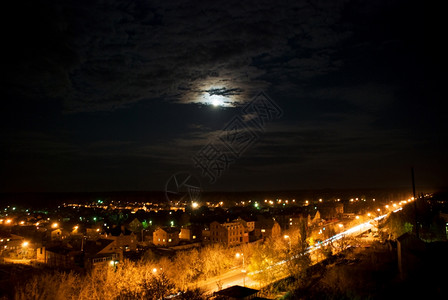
[1,189,447,299]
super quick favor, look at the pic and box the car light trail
[242,200,412,284]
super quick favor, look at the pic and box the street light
[235,253,246,287]
[284,235,291,251]
[21,241,29,259]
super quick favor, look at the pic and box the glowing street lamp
[21,241,29,259]
[235,253,246,286]
[109,260,118,268]
[284,235,291,251]
[51,222,59,229]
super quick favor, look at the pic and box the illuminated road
[198,268,258,292]
[199,203,409,294]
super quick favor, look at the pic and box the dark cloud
[3,0,353,112]
[1,0,445,192]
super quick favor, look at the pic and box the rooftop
[214,285,259,299]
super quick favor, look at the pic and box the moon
[208,94,225,107]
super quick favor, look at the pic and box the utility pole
[411,167,419,238]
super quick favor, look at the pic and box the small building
[253,218,281,240]
[0,233,25,252]
[83,239,120,269]
[50,228,63,241]
[234,217,255,232]
[202,228,211,243]
[179,227,199,241]
[213,285,261,300]
[210,221,248,247]
[43,245,81,268]
[37,238,120,270]
[318,202,344,219]
[0,233,33,258]
[104,225,137,252]
[153,227,180,247]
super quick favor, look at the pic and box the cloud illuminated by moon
[176,68,269,108]
[194,85,242,107]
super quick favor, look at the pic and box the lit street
[200,200,410,294]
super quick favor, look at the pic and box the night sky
[1,0,445,193]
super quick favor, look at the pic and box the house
[42,245,81,269]
[37,238,120,270]
[50,228,63,241]
[83,239,120,269]
[0,233,29,258]
[253,217,281,240]
[234,217,255,232]
[213,285,263,300]
[210,221,248,246]
[153,227,180,247]
[104,225,137,252]
[202,227,211,242]
[179,227,199,241]
[318,202,344,219]
[0,233,24,251]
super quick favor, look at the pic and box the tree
[312,211,321,224]
[128,218,144,233]
[383,212,413,239]
[151,272,175,300]
[285,218,311,281]
[200,244,233,279]
[171,249,202,289]
[248,236,289,285]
